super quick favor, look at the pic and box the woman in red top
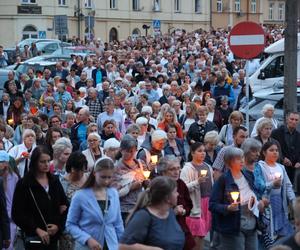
[158,107,183,139]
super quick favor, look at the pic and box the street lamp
[74,0,84,38]
[142,24,150,36]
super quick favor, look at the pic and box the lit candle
[7,119,14,126]
[143,170,151,179]
[230,191,240,203]
[200,169,208,177]
[274,172,281,179]
[150,155,158,164]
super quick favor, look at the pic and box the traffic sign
[228,21,265,59]
[152,20,161,29]
[38,31,46,39]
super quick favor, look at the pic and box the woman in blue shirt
[119,176,185,250]
[66,158,124,250]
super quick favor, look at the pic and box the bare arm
[119,244,162,250]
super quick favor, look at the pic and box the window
[217,0,222,12]
[234,0,240,12]
[132,28,141,38]
[110,0,117,9]
[278,3,284,20]
[153,0,160,11]
[21,0,36,4]
[269,3,274,20]
[195,0,201,13]
[132,0,140,11]
[58,0,66,6]
[174,0,180,12]
[251,0,256,13]
[85,0,92,8]
[263,56,284,78]
[22,25,38,40]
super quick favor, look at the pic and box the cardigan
[66,187,124,250]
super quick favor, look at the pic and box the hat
[103,138,120,150]
[151,129,167,142]
[141,106,153,115]
[136,117,148,125]
[0,150,9,162]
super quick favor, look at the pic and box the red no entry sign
[228,21,265,59]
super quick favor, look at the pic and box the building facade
[211,0,263,29]
[0,0,210,47]
[262,0,285,26]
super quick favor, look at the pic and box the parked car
[14,61,57,77]
[52,46,96,58]
[26,55,72,63]
[240,86,300,124]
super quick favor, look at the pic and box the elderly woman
[158,107,183,139]
[49,137,72,178]
[82,132,103,171]
[218,111,244,146]
[187,106,218,145]
[254,118,280,146]
[9,129,37,177]
[204,131,221,166]
[112,135,147,223]
[251,104,279,137]
[158,156,195,250]
[206,98,223,131]
[103,138,120,163]
[209,147,264,250]
[79,122,99,151]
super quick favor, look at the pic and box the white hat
[136,117,148,125]
[151,129,167,142]
[141,106,153,115]
[103,138,120,150]
[115,77,123,82]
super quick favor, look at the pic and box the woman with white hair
[9,129,37,177]
[50,137,72,178]
[204,131,221,166]
[251,104,279,137]
[82,132,104,171]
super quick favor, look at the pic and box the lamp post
[74,0,84,38]
[142,24,150,36]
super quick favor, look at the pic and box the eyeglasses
[88,139,99,143]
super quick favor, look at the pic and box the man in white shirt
[83,58,96,79]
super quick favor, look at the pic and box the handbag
[24,188,49,250]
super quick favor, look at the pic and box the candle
[143,170,151,179]
[7,119,14,125]
[200,169,208,177]
[230,191,240,203]
[150,155,158,164]
[274,172,281,179]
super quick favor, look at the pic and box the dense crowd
[0,25,300,250]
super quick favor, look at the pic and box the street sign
[54,15,68,35]
[38,31,46,39]
[152,20,161,29]
[228,21,265,59]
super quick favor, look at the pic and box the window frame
[153,0,161,12]
[21,0,36,4]
[269,2,274,20]
[278,3,284,20]
[250,0,256,13]
[110,0,117,9]
[58,0,66,6]
[195,0,201,13]
[132,0,140,11]
[234,0,240,12]
[174,0,180,12]
[217,0,222,12]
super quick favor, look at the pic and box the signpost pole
[245,60,250,132]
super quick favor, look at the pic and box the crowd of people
[0,25,300,250]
